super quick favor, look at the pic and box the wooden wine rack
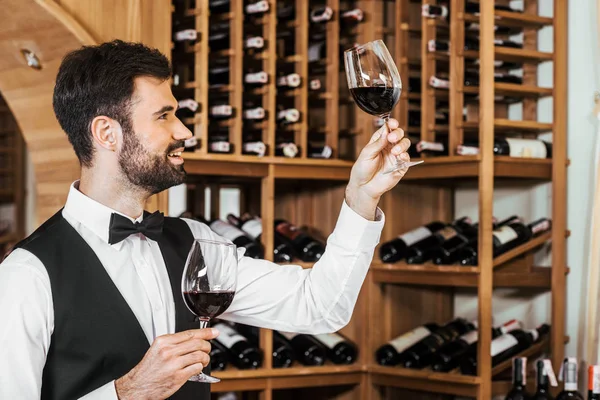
[170,0,570,399]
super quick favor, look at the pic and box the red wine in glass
[344,40,423,173]
[181,239,238,383]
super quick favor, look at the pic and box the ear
[90,115,120,151]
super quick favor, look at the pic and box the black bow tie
[108,211,164,245]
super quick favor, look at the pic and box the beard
[118,126,186,194]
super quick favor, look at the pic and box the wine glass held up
[181,239,238,383]
[344,39,423,174]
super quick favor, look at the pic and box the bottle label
[174,29,197,41]
[310,6,333,23]
[277,142,299,158]
[210,105,233,117]
[490,334,518,356]
[526,328,540,342]
[243,107,266,120]
[589,365,600,392]
[276,222,301,241]
[388,326,432,353]
[241,218,262,239]
[213,323,247,348]
[544,359,559,387]
[210,220,244,242]
[499,319,522,334]
[245,72,268,84]
[309,79,322,91]
[492,225,518,245]
[398,226,433,247]
[460,330,479,345]
[531,219,551,235]
[245,36,264,49]
[505,138,548,158]
[210,141,230,153]
[184,136,198,148]
[341,9,363,22]
[246,0,269,14]
[277,109,300,123]
[314,333,345,349]
[278,73,301,88]
[178,99,199,112]
[243,141,266,157]
[309,146,332,159]
[279,331,299,341]
[429,75,450,89]
[308,42,325,62]
[456,145,480,156]
[417,141,445,153]
[437,226,458,241]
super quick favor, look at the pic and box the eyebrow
[152,105,176,116]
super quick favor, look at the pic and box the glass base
[188,372,220,383]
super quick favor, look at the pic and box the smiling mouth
[167,147,185,158]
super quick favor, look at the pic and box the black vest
[15,210,210,400]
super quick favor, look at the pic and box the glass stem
[199,319,209,329]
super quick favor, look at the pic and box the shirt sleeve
[0,248,53,399]
[182,200,384,334]
[78,381,119,400]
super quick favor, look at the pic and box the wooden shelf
[493,232,552,268]
[463,11,553,29]
[462,119,553,133]
[369,365,480,398]
[463,83,553,98]
[463,47,553,64]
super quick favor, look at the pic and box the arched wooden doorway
[0,0,171,227]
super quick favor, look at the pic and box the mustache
[166,141,186,154]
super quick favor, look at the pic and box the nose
[174,118,194,141]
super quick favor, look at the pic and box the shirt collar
[63,181,144,249]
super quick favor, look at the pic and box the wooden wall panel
[0,0,172,227]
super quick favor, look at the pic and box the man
[0,40,411,399]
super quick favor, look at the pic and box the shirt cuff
[78,381,119,400]
[330,200,385,251]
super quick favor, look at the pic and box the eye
[158,113,168,120]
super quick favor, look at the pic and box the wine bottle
[208,131,232,154]
[277,73,302,90]
[431,319,522,372]
[279,331,326,366]
[245,0,269,15]
[277,3,295,21]
[176,98,199,119]
[205,218,264,259]
[532,359,556,400]
[375,323,441,366]
[398,318,475,369]
[307,144,333,159]
[245,35,265,50]
[457,216,522,266]
[556,358,584,400]
[588,365,600,400]
[428,38,522,53]
[242,141,267,157]
[243,106,266,121]
[459,138,553,159]
[210,339,229,371]
[340,8,364,27]
[429,73,523,89]
[407,110,448,126]
[405,217,473,264]
[313,332,358,365]
[208,26,230,51]
[212,322,263,369]
[492,219,535,257]
[209,0,230,14]
[235,325,295,369]
[275,220,325,262]
[173,29,198,44]
[310,6,334,23]
[183,135,199,152]
[227,213,295,263]
[275,142,299,158]
[244,71,269,86]
[415,140,449,156]
[432,221,478,265]
[209,104,234,120]
[422,2,518,20]
[309,78,323,91]
[460,324,550,375]
[379,221,446,263]
[505,357,529,400]
[276,108,300,125]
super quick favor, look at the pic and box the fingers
[172,338,212,357]
[178,349,211,370]
[362,126,405,160]
[390,137,411,156]
[161,328,219,345]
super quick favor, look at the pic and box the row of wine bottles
[376,317,550,376]
[180,212,326,262]
[504,356,599,400]
[380,215,551,265]
[210,321,358,370]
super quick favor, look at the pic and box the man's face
[118,77,193,194]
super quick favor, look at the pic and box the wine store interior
[1,0,598,399]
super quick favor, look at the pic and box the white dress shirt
[0,182,384,399]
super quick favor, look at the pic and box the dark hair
[52,40,171,167]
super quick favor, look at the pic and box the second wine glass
[344,39,423,174]
[181,238,238,383]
